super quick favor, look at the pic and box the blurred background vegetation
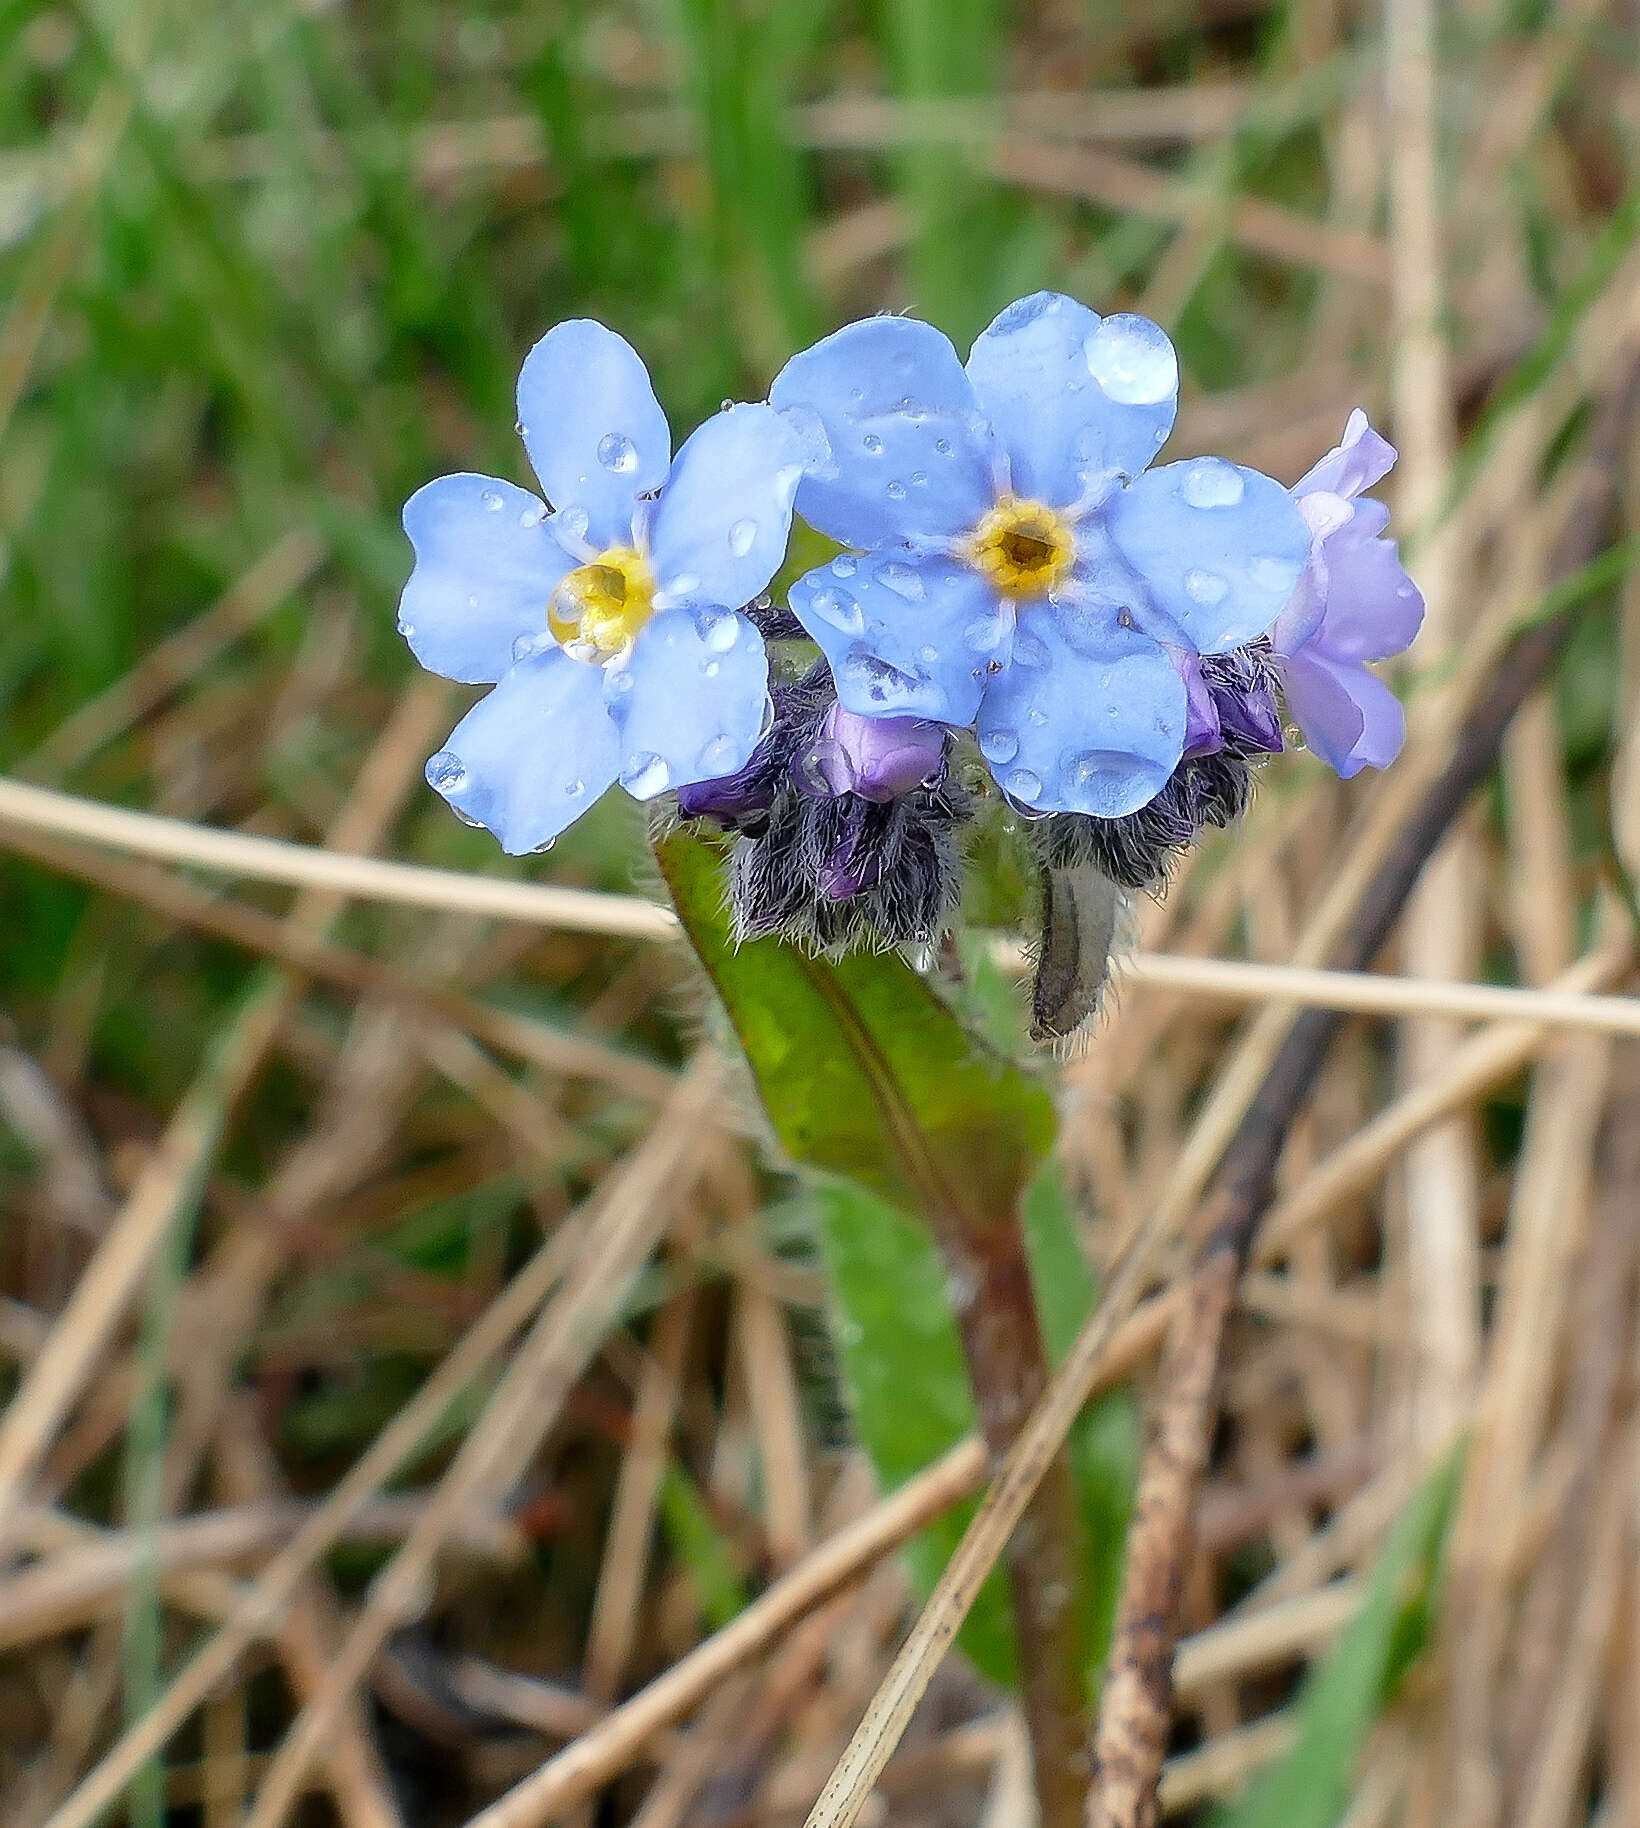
[1,0,1638,1824]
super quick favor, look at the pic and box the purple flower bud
[799,703,948,804]
[1272,410,1424,778]
[1175,651,1224,758]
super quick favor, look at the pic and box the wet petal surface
[399,474,573,684]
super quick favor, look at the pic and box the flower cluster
[398,297,1423,963]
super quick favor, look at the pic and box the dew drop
[965,613,1006,653]
[398,618,416,640]
[620,752,671,796]
[842,649,914,706]
[980,727,1019,765]
[701,657,721,678]
[565,778,586,800]
[728,517,757,557]
[861,432,884,456]
[877,561,924,601]
[606,664,635,696]
[481,488,504,511]
[935,438,954,457]
[1027,707,1048,726]
[696,607,741,651]
[697,734,738,774]
[426,750,466,792]
[1083,314,1178,406]
[831,552,858,579]
[910,470,928,487]
[917,643,940,665]
[512,631,546,663]
[555,505,590,544]
[1180,458,1245,509]
[518,503,545,528]
[1012,632,1050,668]
[466,594,480,611]
[1006,766,1044,802]
[1184,567,1228,605]
[667,571,702,598]
[807,587,864,635]
[886,480,907,500]
[596,432,639,473]
[1250,554,1300,593]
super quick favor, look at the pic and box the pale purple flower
[1271,411,1424,778]
[802,703,946,803]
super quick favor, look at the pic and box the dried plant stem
[1079,366,1640,1828]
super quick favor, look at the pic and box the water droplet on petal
[696,607,741,651]
[728,517,757,557]
[555,505,590,544]
[917,643,939,665]
[831,552,858,579]
[1006,766,1044,802]
[620,752,671,796]
[667,571,702,598]
[877,561,924,601]
[965,613,1006,653]
[519,504,545,528]
[885,479,907,500]
[466,594,480,611]
[565,778,586,800]
[1084,314,1179,406]
[482,488,504,511]
[1180,458,1245,509]
[1012,632,1050,668]
[701,658,721,677]
[426,750,466,792]
[512,631,546,663]
[935,438,954,457]
[1184,567,1228,605]
[980,727,1019,764]
[807,587,865,635]
[596,432,639,473]
[1027,707,1048,726]
[861,432,884,456]
[697,734,739,774]
[910,470,928,487]
[1250,555,1300,593]
[842,649,916,707]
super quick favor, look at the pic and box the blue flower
[771,292,1312,817]
[400,320,811,853]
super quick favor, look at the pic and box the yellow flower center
[965,498,1075,601]
[549,547,657,661]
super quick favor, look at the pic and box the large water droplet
[807,587,864,635]
[877,561,924,601]
[842,649,915,707]
[596,431,639,473]
[697,734,739,774]
[1180,458,1245,509]
[620,751,671,796]
[831,552,858,579]
[728,517,757,557]
[426,750,466,792]
[1184,567,1229,605]
[1084,314,1178,406]
[1250,554,1300,593]
[696,607,741,651]
[1012,632,1050,668]
[1006,766,1044,802]
[980,727,1019,765]
[965,613,1006,654]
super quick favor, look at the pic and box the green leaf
[654,829,1055,1230]
[658,1461,751,1632]
[814,1178,1020,1686]
[1211,1447,1465,1828]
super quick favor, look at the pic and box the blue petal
[789,550,1004,726]
[975,613,1186,816]
[515,321,671,549]
[400,475,574,684]
[966,293,1179,506]
[603,607,769,798]
[426,648,619,854]
[1106,458,1311,652]
[648,404,806,609]
[769,317,995,548]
